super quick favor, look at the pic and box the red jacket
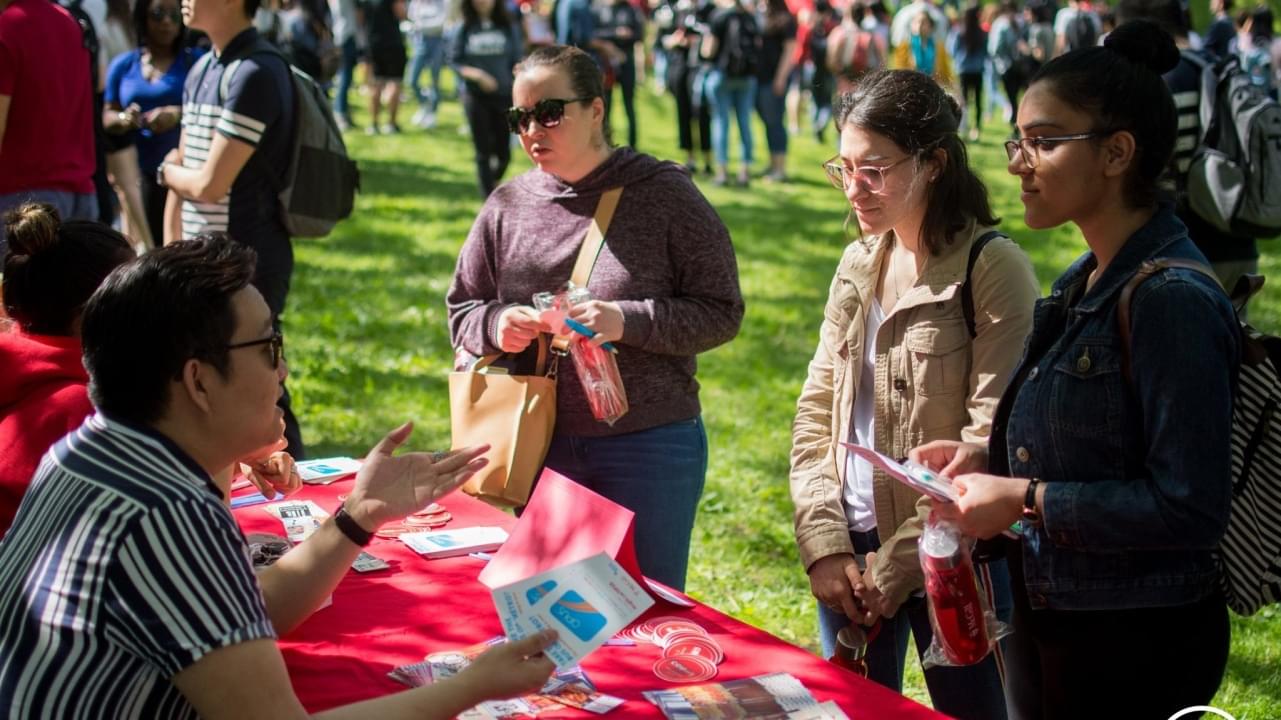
[0,330,93,536]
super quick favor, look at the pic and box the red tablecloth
[233,481,947,719]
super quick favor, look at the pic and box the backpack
[961,230,1001,338]
[1181,50,1281,239]
[835,26,881,78]
[195,41,359,238]
[1063,12,1097,52]
[722,10,760,78]
[1118,259,1281,616]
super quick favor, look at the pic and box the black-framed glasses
[1004,132,1108,169]
[148,6,181,22]
[226,330,284,369]
[506,97,595,134]
[822,154,914,194]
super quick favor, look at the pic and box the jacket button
[1076,354,1091,372]
[893,377,907,392]
[1016,446,1030,463]
[1028,367,1039,381]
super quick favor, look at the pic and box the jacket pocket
[904,318,970,397]
[1048,341,1124,438]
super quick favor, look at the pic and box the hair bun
[3,203,61,258]
[1104,20,1180,75]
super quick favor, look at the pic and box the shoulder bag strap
[550,186,624,353]
[1117,258,1221,380]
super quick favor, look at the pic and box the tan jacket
[790,222,1039,607]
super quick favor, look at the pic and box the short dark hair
[2,203,135,336]
[834,70,1000,255]
[462,0,513,27]
[1030,20,1180,208]
[132,0,186,54]
[81,234,257,425]
[514,45,612,146]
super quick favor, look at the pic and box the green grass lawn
[293,80,1281,716]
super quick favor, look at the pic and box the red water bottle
[921,520,991,666]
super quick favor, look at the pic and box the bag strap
[550,187,624,353]
[961,230,1004,339]
[473,334,550,376]
[1117,258,1223,380]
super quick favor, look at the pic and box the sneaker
[968,127,981,143]
[380,123,401,135]
[336,116,355,132]
[737,169,751,187]
[364,125,380,136]
[713,172,729,186]
[420,111,437,129]
[411,107,428,127]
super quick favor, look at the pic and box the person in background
[659,0,713,174]
[826,3,885,97]
[364,0,408,133]
[950,3,988,142]
[104,0,204,249]
[0,204,136,537]
[0,234,559,717]
[1203,0,1235,58]
[596,0,645,147]
[279,0,337,81]
[409,0,449,129]
[1239,6,1277,96]
[448,45,743,591]
[913,22,1238,719]
[793,69,1036,720]
[329,0,362,130]
[450,0,524,196]
[806,0,838,144]
[0,0,98,253]
[756,0,796,181]
[891,11,954,90]
[988,0,1025,136]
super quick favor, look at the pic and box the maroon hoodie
[0,330,93,535]
[447,148,745,436]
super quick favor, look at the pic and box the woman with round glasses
[912,22,1240,718]
[790,69,1037,720]
[447,45,744,592]
[448,0,524,197]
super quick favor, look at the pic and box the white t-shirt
[843,299,884,533]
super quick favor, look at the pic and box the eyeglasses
[506,97,595,134]
[1004,132,1109,169]
[822,154,914,194]
[148,6,181,22]
[226,330,285,369]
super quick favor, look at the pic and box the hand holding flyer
[839,442,958,503]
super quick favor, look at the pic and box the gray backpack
[1182,50,1281,239]
[202,40,359,237]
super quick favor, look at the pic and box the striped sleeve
[107,499,275,677]
[218,58,285,147]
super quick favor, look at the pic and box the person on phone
[790,69,1037,720]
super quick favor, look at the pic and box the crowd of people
[0,0,1275,714]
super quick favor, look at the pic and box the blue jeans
[705,70,756,168]
[333,36,359,120]
[408,33,446,112]
[755,78,787,155]
[0,189,98,255]
[816,529,1010,720]
[541,417,708,591]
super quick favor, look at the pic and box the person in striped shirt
[0,235,558,719]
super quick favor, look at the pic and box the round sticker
[375,523,410,538]
[653,655,717,683]
[652,620,707,645]
[664,637,724,665]
[405,512,451,527]
[413,503,446,517]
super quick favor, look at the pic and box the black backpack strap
[961,230,1004,338]
[1117,258,1222,380]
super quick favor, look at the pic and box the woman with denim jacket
[790,69,1039,720]
[913,21,1241,720]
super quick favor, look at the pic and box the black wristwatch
[334,504,373,547]
[1022,478,1042,526]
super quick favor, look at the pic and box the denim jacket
[990,206,1240,611]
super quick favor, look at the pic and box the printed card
[838,443,959,503]
[296,457,363,484]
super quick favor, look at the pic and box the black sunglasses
[226,330,285,369]
[148,6,181,22]
[506,96,595,134]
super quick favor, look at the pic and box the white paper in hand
[492,552,654,669]
[839,442,958,503]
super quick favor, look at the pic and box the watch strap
[1022,478,1042,525]
[334,504,374,547]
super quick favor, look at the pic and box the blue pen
[563,317,619,353]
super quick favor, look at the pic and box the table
[233,481,948,719]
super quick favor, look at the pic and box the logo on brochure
[548,591,607,642]
[525,580,558,606]
[425,534,459,548]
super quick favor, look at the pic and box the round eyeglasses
[1004,132,1108,169]
[822,155,914,194]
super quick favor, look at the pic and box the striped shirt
[180,28,293,246]
[0,414,275,719]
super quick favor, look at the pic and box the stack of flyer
[401,526,509,559]
[643,673,849,720]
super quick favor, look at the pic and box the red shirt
[0,0,95,195]
[0,330,93,536]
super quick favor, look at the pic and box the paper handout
[838,442,958,503]
[492,552,654,669]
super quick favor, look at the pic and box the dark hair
[514,45,612,145]
[834,69,999,255]
[1115,0,1189,37]
[1030,20,1179,208]
[2,203,135,336]
[1250,6,1274,42]
[81,234,257,425]
[763,0,794,35]
[463,0,513,27]
[133,0,187,55]
[244,0,262,20]
[962,4,984,55]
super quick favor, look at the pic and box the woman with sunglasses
[790,69,1037,720]
[103,0,204,247]
[448,0,524,197]
[911,22,1240,719]
[447,45,744,592]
